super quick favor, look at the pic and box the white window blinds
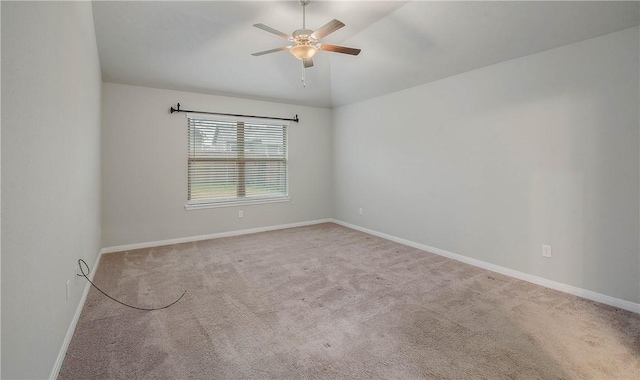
[187,115,288,207]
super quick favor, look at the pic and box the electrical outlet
[238,210,244,218]
[66,280,70,300]
[75,264,81,284]
[542,245,552,258]
[359,207,363,215]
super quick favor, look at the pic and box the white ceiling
[93,1,640,108]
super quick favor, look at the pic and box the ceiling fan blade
[320,44,361,56]
[251,46,290,56]
[303,58,314,68]
[253,23,291,40]
[311,19,345,40]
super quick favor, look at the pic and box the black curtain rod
[170,103,299,123]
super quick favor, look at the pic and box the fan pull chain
[302,66,306,87]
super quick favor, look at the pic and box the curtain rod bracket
[169,103,181,113]
[169,103,299,123]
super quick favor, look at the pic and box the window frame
[184,113,290,210]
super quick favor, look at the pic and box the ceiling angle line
[169,103,299,123]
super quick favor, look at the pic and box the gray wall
[1,2,102,379]
[332,27,640,304]
[101,83,333,248]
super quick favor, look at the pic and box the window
[186,114,289,209]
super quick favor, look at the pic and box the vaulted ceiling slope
[92,1,639,109]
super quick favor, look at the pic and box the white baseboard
[100,217,639,313]
[48,218,638,379]
[101,219,333,254]
[331,219,640,314]
[50,252,103,380]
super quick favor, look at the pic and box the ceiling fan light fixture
[290,44,318,60]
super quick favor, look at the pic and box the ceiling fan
[251,0,361,70]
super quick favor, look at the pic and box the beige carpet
[59,223,639,379]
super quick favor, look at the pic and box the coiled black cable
[77,259,186,311]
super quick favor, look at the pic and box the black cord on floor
[77,259,186,311]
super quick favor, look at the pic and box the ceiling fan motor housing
[292,29,317,43]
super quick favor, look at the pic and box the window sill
[185,197,290,210]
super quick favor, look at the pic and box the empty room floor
[58,223,640,379]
